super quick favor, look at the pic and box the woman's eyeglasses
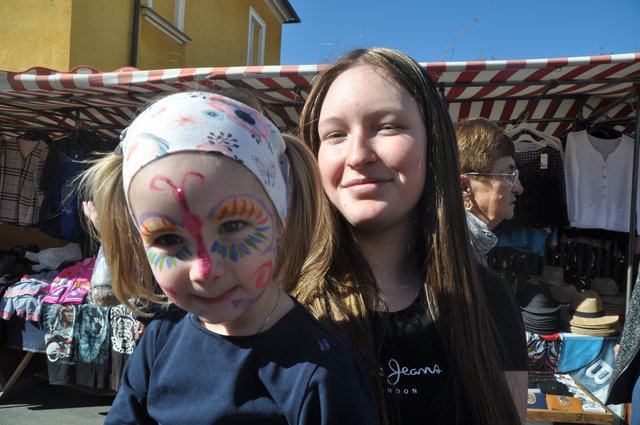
[465,169,520,185]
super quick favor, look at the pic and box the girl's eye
[320,131,347,143]
[153,234,183,247]
[220,220,247,234]
[380,124,402,132]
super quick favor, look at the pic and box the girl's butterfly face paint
[128,153,279,335]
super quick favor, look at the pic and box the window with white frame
[173,0,185,31]
[143,0,188,43]
[247,8,266,66]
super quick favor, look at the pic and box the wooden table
[526,375,615,424]
[527,406,613,424]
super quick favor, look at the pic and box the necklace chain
[257,288,281,333]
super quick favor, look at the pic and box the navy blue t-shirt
[105,300,379,425]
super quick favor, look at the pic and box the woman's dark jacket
[606,273,640,404]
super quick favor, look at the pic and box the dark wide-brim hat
[521,310,560,335]
[530,265,566,287]
[591,277,626,309]
[518,281,560,315]
[550,283,578,304]
[602,299,627,316]
[591,277,619,296]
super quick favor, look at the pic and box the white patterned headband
[121,91,288,223]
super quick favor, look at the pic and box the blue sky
[281,0,640,65]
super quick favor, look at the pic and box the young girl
[79,92,379,424]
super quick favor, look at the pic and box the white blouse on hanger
[564,130,636,233]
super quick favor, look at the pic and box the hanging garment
[42,303,77,385]
[496,227,552,256]
[502,145,568,231]
[526,332,563,372]
[564,130,637,233]
[109,304,137,391]
[38,130,112,239]
[0,136,50,226]
[75,304,111,389]
[507,122,564,159]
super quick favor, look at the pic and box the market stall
[1,53,639,419]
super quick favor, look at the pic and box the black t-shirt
[373,265,528,424]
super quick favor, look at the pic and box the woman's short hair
[454,117,515,173]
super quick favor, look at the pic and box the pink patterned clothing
[43,258,95,304]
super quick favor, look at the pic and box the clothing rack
[494,89,640,312]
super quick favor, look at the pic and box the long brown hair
[295,47,521,425]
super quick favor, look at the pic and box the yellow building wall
[182,0,283,68]
[0,0,72,71]
[0,0,288,72]
[68,0,133,71]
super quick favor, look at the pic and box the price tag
[540,153,548,170]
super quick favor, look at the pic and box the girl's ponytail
[76,152,162,313]
[275,134,324,292]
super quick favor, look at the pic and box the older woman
[455,117,524,266]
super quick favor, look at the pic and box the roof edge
[266,0,301,24]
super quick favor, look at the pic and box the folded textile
[25,243,82,272]
[0,271,57,321]
[43,258,95,304]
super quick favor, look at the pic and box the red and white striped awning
[1,52,638,141]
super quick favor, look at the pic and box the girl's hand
[135,321,146,340]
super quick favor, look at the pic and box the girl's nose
[189,250,223,284]
[346,130,377,169]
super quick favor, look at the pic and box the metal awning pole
[626,87,640,314]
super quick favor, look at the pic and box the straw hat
[565,322,620,336]
[530,265,566,286]
[560,290,619,335]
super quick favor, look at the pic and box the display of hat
[560,290,620,336]
[530,265,566,287]
[591,277,626,316]
[591,277,619,296]
[566,323,620,337]
[549,283,578,304]
[517,281,560,335]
